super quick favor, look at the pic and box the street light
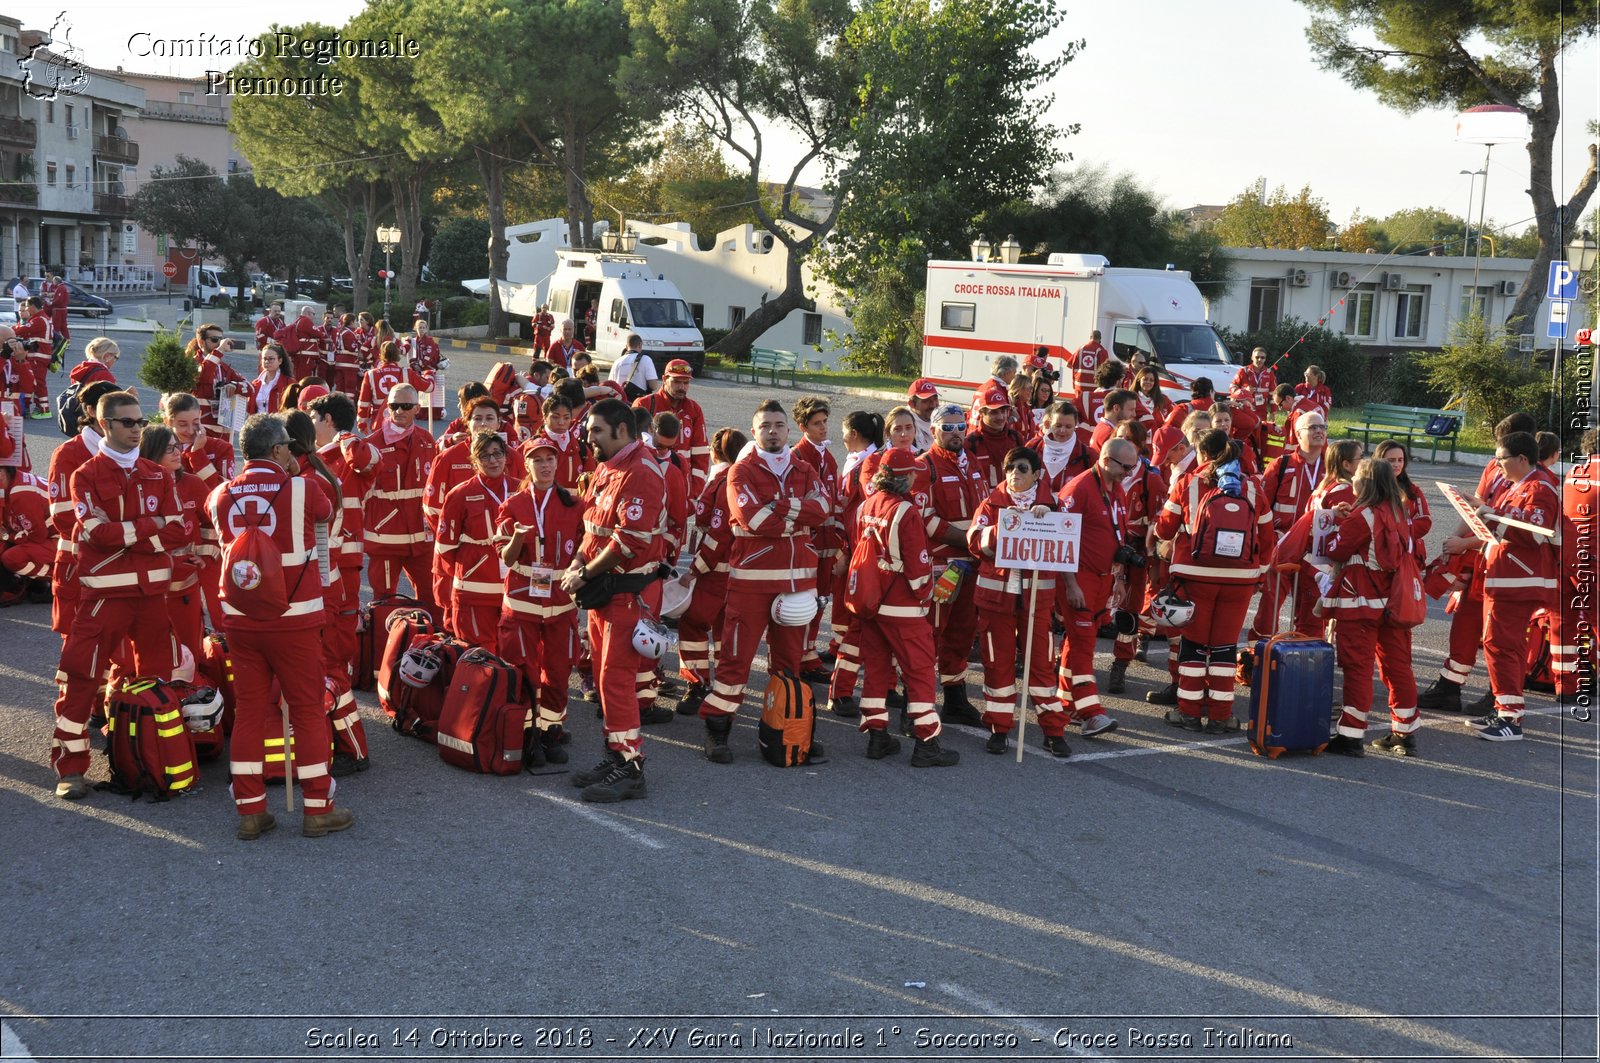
[601,228,620,253]
[998,234,1021,265]
[620,228,639,254]
[1569,228,1599,286]
[970,234,990,262]
[376,224,401,323]
[1458,168,1485,258]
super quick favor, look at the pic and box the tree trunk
[475,144,510,338]
[1507,137,1599,334]
[390,170,426,319]
[709,237,815,359]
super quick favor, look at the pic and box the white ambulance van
[545,251,707,376]
[921,253,1239,396]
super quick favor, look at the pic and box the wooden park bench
[1346,402,1462,462]
[735,347,799,388]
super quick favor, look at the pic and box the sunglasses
[389,403,417,412]
[936,423,965,433]
[105,417,148,429]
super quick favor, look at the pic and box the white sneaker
[1080,713,1119,738]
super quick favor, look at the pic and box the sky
[37,0,1600,241]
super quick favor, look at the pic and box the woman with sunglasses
[247,343,291,416]
[190,324,245,436]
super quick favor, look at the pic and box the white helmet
[398,643,443,688]
[631,618,673,660]
[179,686,225,733]
[660,577,695,619]
[770,590,819,628]
[172,645,197,685]
[1149,587,1195,629]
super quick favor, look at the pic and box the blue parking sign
[1548,260,1578,300]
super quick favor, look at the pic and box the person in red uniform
[1555,427,1599,708]
[788,397,838,682]
[138,425,211,663]
[923,404,987,725]
[42,274,69,364]
[1089,388,1139,452]
[825,412,885,718]
[1230,347,1277,416]
[1418,412,1537,713]
[425,398,526,536]
[189,325,246,437]
[1026,400,1096,494]
[0,464,52,599]
[699,400,828,762]
[532,305,555,352]
[633,359,709,495]
[14,297,54,418]
[327,313,363,396]
[1056,437,1139,737]
[1283,387,1326,441]
[1208,399,1262,475]
[1294,365,1332,415]
[848,446,958,766]
[967,356,1018,433]
[1258,384,1296,466]
[907,378,940,452]
[1463,431,1560,741]
[672,428,747,717]
[246,343,291,415]
[560,398,665,801]
[1153,428,1272,730]
[43,380,117,634]
[363,383,437,607]
[70,337,120,388]
[356,341,430,434]
[1107,420,1166,694]
[277,305,323,380]
[255,303,285,350]
[498,436,587,767]
[546,318,585,370]
[1162,377,1217,431]
[1132,366,1174,439]
[1071,330,1110,403]
[967,446,1072,757]
[210,413,347,839]
[1319,457,1423,756]
[49,391,184,800]
[404,317,445,422]
[1247,411,1329,642]
[527,394,593,491]
[966,394,1027,489]
[308,392,381,687]
[1373,439,1432,540]
[1083,358,1124,426]
[435,433,516,651]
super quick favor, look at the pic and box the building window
[1393,286,1427,340]
[45,101,53,123]
[0,34,17,53]
[1459,285,1491,321]
[940,302,976,332]
[729,306,745,328]
[688,303,704,328]
[802,313,822,346]
[45,161,56,186]
[1247,279,1281,332]
[65,104,73,128]
[64,164,74,189]
[1343,286,1376,338]
[178,91,194,104]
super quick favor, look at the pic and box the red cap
[978,390,1011,411]
[296,384,331,405]
[1025,353,1051,371]
[663,358,694,378]
[526,436,559,454]
[907,378,939,400]
[1152,426,1185,466]
[881,446,923,477]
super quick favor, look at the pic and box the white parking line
[937,982,1097,1057]
[2,1021,38,1063]
[526,790,666,849]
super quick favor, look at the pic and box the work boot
[1373,731,1418,757]
[941,683,984,727]
[1134,634,1150,663]
[53,774,89,800]
[236,812,276,841]
[1107,660,1128,694]
[1326,734,1365,758]
[302,807,355,838]
[985,731,1008,754]
[524,733,547,770]
[1463,690,1495,717]
[26,579,51,605]
[1042,734,1072,758]
[640,701,675,726]
[541,728,569,765]
[703,714,734,764]
[910,736,959,767]
[829,695,859,719]
[1416,676,1463,713]
[329,752,369,777]
[799,665,832,685]
[1146,681,1179,706]
[865,728,902,760]
[580,757,647,803]
[571,749,623,788]
[676,682,708,716]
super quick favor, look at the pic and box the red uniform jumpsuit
[1115,457,1168,664]
[45,431,97,634]
[1056,467,1130,722]
[1481,471,1561,723]
[790,435,841,670]
[1434,462,1512,690]
[678,465,735,690]
[579,439,665,761]
[1136,393,1175,438]
[363,422,437,607]
[318,432,381,687]
[967,486,1067,737]
[1155,463,1272,722]
[255,313,283,350]
[1027,428,1097,495]
[965,424,1026,490]
[1072,340,1110,402]
[42,279,68,354]
[924,442,986,689]
[13,310,52,414]
[1229,365,1276,415]
[328,325,363,396]
[498,484,587,737]
[1293,381,1332,415]
[701,451,826,719]
[246,370,289,416]
[533,310,555,351]
[1250,447,1327,640]
[51,452,184,782]
[1320,504,1422,739]
[1556,457,1600,698]
[405,334,445,418]
[280,314,324,380]
[634,390,711,496]
[209,460,337,818]
[546,337,585,370]
[165,470,212,661]
[851,489,942,740]
[194,346,246,437]
[435,473,516,651]
[0,469,51,592]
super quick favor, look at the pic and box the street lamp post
[376,224,401,323]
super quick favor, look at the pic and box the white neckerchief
[709,461,729,480]
[382,420,408,444]
[82,425,104,455]
[1041,436,1075,476]
[102,442,139,470]
[1007,484,1038,508]
[546,426,572,449]
[255,370,280,411]
[842,442,876,481]
[757,446,792,479]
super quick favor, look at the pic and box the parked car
[0,297,16,326]
[25,278,113,318]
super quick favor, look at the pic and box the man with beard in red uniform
[363,384,437,607]
[633,359,709,496]
[789,396,839,683]
[560,399,664,801]
[923,404,987,725]
[308,392,381,689]
[966,393,1027,489]
[967,356,1017,433]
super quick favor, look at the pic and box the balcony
[138,99,227,126]
[0,113,36,148]
[93,191,131,216]
[93,133,139,166]
[0,181,38,205]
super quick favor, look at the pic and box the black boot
[1146,681,1178,705]
[571,749,623,788]
[26,578,51,604]
[1463,690,1494,717]
[703,714,733,764]
[1134,634,1149,663]
[676,682,708,716]
[829,695,859,719]
[941,683,984,727]
[865,728,902,760]
[524,731,547,770]
[911,736,959,767]
[580,757,646,803]
[1107,660,1128,694]
[1417,676,1463,713]
[541,727,569,765]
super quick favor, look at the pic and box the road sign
[1548,259,1578,300]
[161,261,178,280]
[1549,299,1569,339]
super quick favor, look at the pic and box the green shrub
[1380,349,1447,408]
[1417,315,1546,438]
[139,327,197,396]
[1217,316,1370,403]
[458,300,489,328]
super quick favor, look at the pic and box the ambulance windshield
[628,298,696,329]
[1145,324,1233,365]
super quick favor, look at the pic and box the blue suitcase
[1247,634,1332,758]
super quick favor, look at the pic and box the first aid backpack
[758,671,817,767]
[103,679,199,800]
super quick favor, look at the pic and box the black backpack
[56,381,82,437]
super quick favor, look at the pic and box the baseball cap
[908,378,939,400]
[1025,353,1051,371]
[526,436,559,454]
[979,392,1011,410]
[881,446,923,477]
[1152,426,1185,466]
[297,384,331,405]
[664,359,694,378]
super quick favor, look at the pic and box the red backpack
[845,501,907,616]
[103,679,199,801]
[219,479,293,620]
[1383,526,1427,628]
[1187,480,1256,566]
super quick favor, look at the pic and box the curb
[441,337,540,358]
[699,368,909,404]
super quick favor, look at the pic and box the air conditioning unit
[1331,269,1353,288]
[1383,272,1403,289]
[1287,267,1309,287]
[65,125,78,139]
[1498,280,1517,296]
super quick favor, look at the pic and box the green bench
[736,347,799,387]
[1346,402,1461,462]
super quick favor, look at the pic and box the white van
[183,266,229,311]
[921,253,1240,396]
[545,251,706,375]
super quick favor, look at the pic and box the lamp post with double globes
[377,224,401,323]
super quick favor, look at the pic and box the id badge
[530,566,554,599]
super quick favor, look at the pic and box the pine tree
[138,328,197,397]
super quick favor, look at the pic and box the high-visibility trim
[453,578,503,596]
[1169,562,1260,581]
[230,760,264,774]
[729,567,815,581]
[877,603,928,618]
[295,762,329,780]
[371,487,425,500]
[1483,576,1558,589]
[82,569,169,589]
